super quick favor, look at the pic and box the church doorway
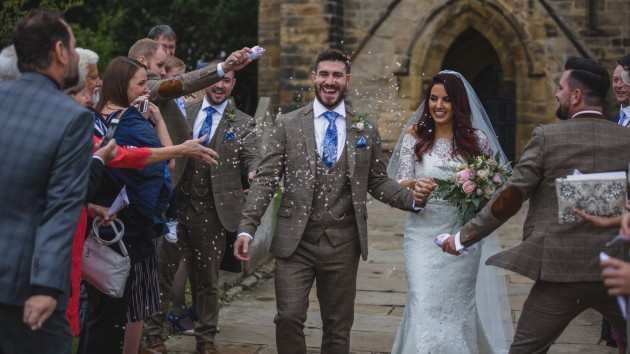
[441,28,517,164]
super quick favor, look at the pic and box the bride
[388,71,513,353]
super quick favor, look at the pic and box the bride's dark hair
[413,72,486,162]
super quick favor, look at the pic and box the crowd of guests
[5,8,630,354]
[0,10,258,354]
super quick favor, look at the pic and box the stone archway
[399,0,533,157]
[442,28,517,163]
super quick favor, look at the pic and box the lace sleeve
[475,130,493,157]
[395,134,418,183]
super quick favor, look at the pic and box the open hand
[181,136,219,165]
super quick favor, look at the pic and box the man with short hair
[441,57,630,353]
[609,54,630,126]
[235,48,424,354]
[179,67,260,354]
[128,38,253,354]
[148,24,177,55]
[0,9,93,354]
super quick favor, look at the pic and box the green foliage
[2,0,260,114]
[1,0,83,45]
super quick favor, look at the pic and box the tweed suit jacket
[182,99,260,232]
[147,64,222,186]
[0,73,93,310]
[459,113,630,282]
[239,101,416,260]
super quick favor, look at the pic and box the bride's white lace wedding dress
[391,132,509,354]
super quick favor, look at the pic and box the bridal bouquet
[434,152,511,224]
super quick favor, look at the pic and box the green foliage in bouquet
[433,152,511,224]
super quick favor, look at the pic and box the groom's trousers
[509,280,626,354]
[273,234,361,354]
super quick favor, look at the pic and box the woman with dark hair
[79,57,171,354]
[388,71,512,353]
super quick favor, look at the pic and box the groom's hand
[234,235,252,262]
[413,178,436,206]
[441,235,459,255]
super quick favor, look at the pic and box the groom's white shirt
[313,99,347,161]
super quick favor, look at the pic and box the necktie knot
[205,106,217,115]
[323,111,338,124]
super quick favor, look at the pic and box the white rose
[356,122,365,131]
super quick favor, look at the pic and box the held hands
[413,178,436,206]
[234,235,252,262]
[222,48,253,73]
[23,295,57,331]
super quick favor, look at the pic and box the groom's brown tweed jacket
[460,112,630,282]
[238,101,417,260]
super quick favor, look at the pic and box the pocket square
[225,131,236,140]
[356,136,368,148]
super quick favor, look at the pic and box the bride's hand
[413,178,436,206]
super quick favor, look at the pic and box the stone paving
[164,199,618,353]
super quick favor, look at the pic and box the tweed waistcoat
[179,132,221,211]
[303,150,357,245]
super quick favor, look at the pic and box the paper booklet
[555,171,627,224]
[107,185,130,218]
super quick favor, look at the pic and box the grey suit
[0,73,93,353]
[239,101,416,353]
[459,113,630,353]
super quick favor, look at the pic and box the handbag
[81,217,130,298]
[555,171,627,224]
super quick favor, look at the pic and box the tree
[2,0,259,114]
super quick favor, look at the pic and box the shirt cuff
[92,156,104,165]
[217,63,225,78]
[237,232,253,240]
[411,200,424,211]
[454,231,464,252]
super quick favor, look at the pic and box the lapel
[300,102,318,176]
[345,107,357,179]
[212,100,233,153]
[185,100,202,131]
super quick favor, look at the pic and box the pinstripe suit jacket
[460,112,630,282]
[147,64,222,186]
[181,99,260,232]
[239,101,416,260]
[0,73,93,310]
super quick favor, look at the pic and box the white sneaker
[164,219,178,243]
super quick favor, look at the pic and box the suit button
[327,188,333,193]
[325,206,330,211]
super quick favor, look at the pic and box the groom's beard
[314,83,346,110]
[555,104,570,120]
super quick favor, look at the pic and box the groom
[234,48,427,354]
[441,57,630,353]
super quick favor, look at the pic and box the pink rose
[462,180,476,195]
[458,168,475,182]
[492,173,504,186]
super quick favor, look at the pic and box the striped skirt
[126,255,160,323]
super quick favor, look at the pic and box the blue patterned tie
[619,110,628,127]
[198,106,216,146]
[321,111,338,168]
